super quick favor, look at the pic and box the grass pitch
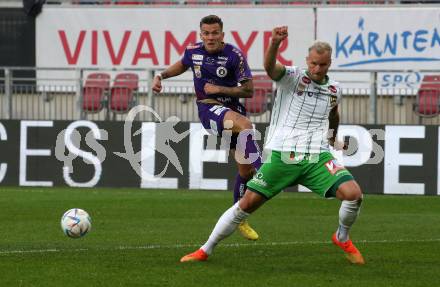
[0,187,439,287]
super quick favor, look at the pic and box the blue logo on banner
[335,17,440,67]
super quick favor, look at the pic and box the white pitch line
[1,238,440,255]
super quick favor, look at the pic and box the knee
[239,194,255,213]
[235,117,253,133]
[238,165,255,179]
[337,181,363,201]
[239,189,266,213]
[239,198,252,213]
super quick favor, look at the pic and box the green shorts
[247,150,354,199]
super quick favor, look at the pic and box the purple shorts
[197,101,246,149]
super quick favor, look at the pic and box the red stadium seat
[414,75,440,117]
[109,73,139,113]
[245,74,272,115]
[82,73,110,113]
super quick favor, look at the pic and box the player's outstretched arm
[264,26,288,81]
[152,61,188,93]
[204,79,253,98]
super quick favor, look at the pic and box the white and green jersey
[264,66,342,154]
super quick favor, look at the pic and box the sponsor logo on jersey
[252,172,268,187]
[216,66,228,77]
[193,61,202,65]
[192,54,204,60]
[194,66,201,78]
[218,56,228,61]
[215,96,232,104]
[209,104,229,116]
[297,83,306,95]
[302,76,311,84]
[329,85,337,94]
[324,159,345,176]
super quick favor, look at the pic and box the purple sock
[233,174,248,203]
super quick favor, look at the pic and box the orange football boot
[332,233,365,265]
[180,249,209,263]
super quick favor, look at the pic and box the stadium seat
[245,74,272,115]
[109,73,139,113]
[82,73,111,113]
[413,75,440,117]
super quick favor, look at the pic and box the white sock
[201,202,249,255]
[336,196,363,242]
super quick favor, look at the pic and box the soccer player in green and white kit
[181,26,365,265]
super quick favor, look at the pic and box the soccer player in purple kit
[152,15,262,240]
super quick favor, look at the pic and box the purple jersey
[181,42,252,110]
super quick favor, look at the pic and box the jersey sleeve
[181,48,192,68]
[276,66,299,88]
[231,48,252,82]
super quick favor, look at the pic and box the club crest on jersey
[194,66,202,78]
[192,54,204,60]
[205,57,215,65]
[302,76,311,84]
[329,85,337,94]
[216,66,228,77]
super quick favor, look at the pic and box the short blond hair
[308,41,332,55]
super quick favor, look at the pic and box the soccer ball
[60,208,92,238]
